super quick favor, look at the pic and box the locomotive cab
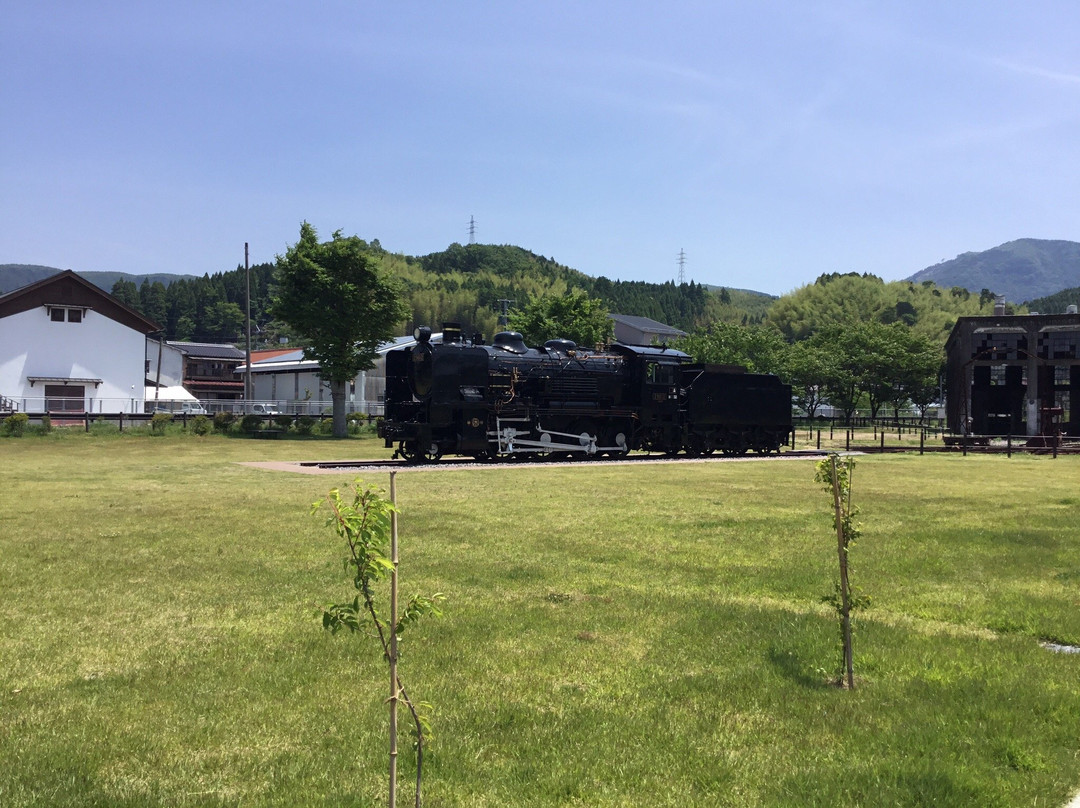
[605,343,690,453]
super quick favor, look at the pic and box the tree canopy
[272,223,408,436]
[671,323,788,374]
[768,273,1002,344]
[506,290,614,348]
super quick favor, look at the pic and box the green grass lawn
[2,433,1079,806]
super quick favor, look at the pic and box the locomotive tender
[378,323,793,462]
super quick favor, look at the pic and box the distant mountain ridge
[907,239,1080,303]
[0,264,196,296]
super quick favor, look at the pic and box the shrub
[240,414,264,433]
[213,411,236,433]
[346,412,375,435]
[3,412,29,437]
[189,415,211,436]
[89,418,119,435]
[317,417,335,435]
[273,415,294,430]
[150,412,173,435]
[295,416,317,436]
[39,414,52,434]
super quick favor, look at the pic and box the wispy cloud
[994,59,1080,86]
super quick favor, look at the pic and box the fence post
[919,429,924,455]
[817,429,821,451]
[845,429,850,451]
[880,430,885,452]
[1007,433,1011,459]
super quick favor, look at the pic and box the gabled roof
[609,313,688,337]
[0,269,161,333]
[168,341,246,360]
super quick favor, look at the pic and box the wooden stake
[830,456,854,689]
[389,471,398,808]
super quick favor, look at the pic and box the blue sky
[4,1,1080,296]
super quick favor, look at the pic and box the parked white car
[248,403,281,416]
[153,400,208,415]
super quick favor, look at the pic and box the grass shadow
[766,644,827,689]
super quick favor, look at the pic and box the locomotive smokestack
[442,322,463,343]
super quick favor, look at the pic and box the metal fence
[1,396,385,417]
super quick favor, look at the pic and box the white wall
[146,339,184,387]
[0,306,147,411]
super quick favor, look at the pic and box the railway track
[293,450,830,474]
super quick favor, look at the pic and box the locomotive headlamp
[414,326,432,344]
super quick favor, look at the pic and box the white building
[146,337,185,388]
[238,333,440,415]
[0,270,160,413]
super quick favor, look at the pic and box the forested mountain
[906,238,1080,303]
[0,264,196,296]
[1025,286,1080,313]
[391,242,772,338]
[7,240,1044,351]
[1,244,769,345]
[108,264,278,342]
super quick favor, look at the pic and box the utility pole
[245,242,252,412]
[497,298,515,328]
[677,248,686,285]
[154,332,164,405]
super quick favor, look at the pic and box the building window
[49,306,84,323]
[43,385,85,412]
[974,333,1026,361]
[1039,332,1079,360]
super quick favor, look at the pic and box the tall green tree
[507,289,613,348]
[110,279,139,309]
[273,223,408,437]
[139,279,168,328]
[205,300,245,341]
[672,322,788,374]
[781,338,833,417]
[812,325,864,423]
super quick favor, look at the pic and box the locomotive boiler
[378,323,792,462]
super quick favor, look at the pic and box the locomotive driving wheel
[602,427,630,457]
[685,433,708,457]
[399,440,442,464]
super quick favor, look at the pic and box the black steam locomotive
[378,323,792,462]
